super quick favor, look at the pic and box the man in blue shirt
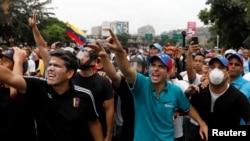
[228,53,250,101]
[242,48,250,74]
[105,29,208,141]
[227,53,250,125]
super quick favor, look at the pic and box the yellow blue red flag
[66,22,87,45]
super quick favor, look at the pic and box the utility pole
[181,31,186,47]
[216,35,219,48]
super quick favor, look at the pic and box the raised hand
[28,10,37,28]
[185,84,200,96]
[188,41,200,54]
[105,29,123,52]
[13,47,27,64]
[87,41,109,59]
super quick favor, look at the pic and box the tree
[116,32,131,46]
[39,17,71,45]
[160,38,177,46]
[198,0,250,49]
[0,0,53,46]
[40,24,65,45]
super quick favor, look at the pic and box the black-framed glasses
[203,61,209,65]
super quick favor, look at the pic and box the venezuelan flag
[66,22,87,45]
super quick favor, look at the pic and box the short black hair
[194,52,205,59]
[49,49,78,75]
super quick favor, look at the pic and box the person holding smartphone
[191,37,199,45]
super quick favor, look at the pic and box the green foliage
[38,17,71,45]
[116,32,131,46]
[160,38,177,46]
[41,24,66,44]
[198,0,250,49]
[0,0,54,46]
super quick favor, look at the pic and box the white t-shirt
[170,79,189,138]
[210,83,229,112]
[181,71,202,85]
[181,71,202,125]
[243,58,250,74]
[243,72,250,81]
[26,59,36,74]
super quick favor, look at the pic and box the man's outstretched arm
[105,29,136,84]
[29,10,50,66]
[87,42,121,87]
[0,65,27,94]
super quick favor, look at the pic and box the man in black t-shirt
[0,49,104,141]
[189,56,250,141]
[28,11,104,141]
[86,42,148,141]
[73,46,114,141]
[0,47,36,141]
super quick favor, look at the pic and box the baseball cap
[0,48,14,60]
[149,43,162,52]
[149,53,172,70]
[0,48,28,73]
[227,53,243,64]
[224,49,236,58]
[163,46,176,56]
[163,46,176,52]
[208,56,228,67]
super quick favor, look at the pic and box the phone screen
[191,37,199,45]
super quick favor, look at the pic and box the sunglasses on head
[203,61,209,65]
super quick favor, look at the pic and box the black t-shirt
[0,86,36,141]
[113,76,135,141]
[190,85,250,127]
[24,77,98,141]
[72,72,113,138]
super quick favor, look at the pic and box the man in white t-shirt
[182,42,204,141]
[23,47,36,76]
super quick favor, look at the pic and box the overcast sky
[49,0,209,35]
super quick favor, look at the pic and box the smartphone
[191,37,199,45]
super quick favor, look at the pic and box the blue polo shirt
[231,75,250,125]
[231,75,250,101]
[129,72,191,141]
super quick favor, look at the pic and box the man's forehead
[228,57,241,62]
[50,56,63,61]
[84,47,97,54]
[151,59,166,67]
[194,55,204,59]
[204,58,211,62]
[150,46,157,49]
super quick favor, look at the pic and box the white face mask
[209,68,224,85]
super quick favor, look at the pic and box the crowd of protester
[0,11,250,141]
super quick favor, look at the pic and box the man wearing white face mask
[189,56,250,141]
